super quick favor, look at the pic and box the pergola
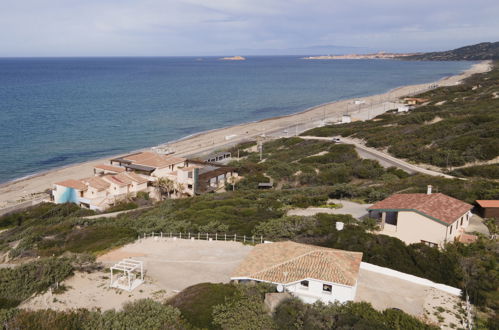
[110,259,144,292]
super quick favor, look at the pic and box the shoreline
[0,60,492,210]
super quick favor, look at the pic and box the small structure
[476,200,499,219]
[258,182,273,190]
[403,97,428,105]
[368,186,473,247]
[231,241,363,304]
[203,152,231,164]
[110,259,144,292]
[341,114,352,124]
[397,105,412,113]
[354,100,365,105]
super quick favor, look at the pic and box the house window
[300,280,309,288]
[322,284,332,293]
[460,217,463,226]
[188,184,193,189]
[188,171,193,179]
[385,211,398,225]
[80,191,84,197]
[449,226,452,234]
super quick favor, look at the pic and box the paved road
[300,136,456,179]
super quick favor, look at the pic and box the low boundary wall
[0,198,46,217]
[360,262,462,296]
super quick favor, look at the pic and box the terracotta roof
[54,179,87,191]
[122,152,186,169]
[476,200,499,208]
[232,241,362,286]
[81,177,110,191]
[122,172,149,184]
[102,175,129,187]
[94,164,125,173]
[369,193,472,225]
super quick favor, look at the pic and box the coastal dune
[0,61,491,211]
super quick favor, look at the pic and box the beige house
[53,172,148,211]
[110,152,187,178]
[368,187,472,247]
[231,241,363,304]
[53,150,238,210]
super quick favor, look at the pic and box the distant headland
[303,52,419,60]
[219,56,246,61]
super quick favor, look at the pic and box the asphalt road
[300,136,455,179]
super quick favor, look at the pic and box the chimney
[427,185,432,195]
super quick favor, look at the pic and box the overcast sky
[1,0,498,56]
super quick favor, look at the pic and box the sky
[1,0,498,57]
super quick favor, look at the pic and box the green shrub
[168,283,238,329]
[0,257,74,308]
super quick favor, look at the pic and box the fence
[138,232,265,245]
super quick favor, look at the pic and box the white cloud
[0,0,498,56]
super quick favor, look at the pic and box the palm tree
[154,177,175,199]
[174,182,185,197]
[227,175,237,191]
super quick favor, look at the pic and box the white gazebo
[110,259,144,292]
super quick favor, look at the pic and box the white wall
[284,278,356,304]
[360,262,461,296]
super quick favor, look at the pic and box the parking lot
[98,237,254,292]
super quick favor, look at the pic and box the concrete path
[300,136,456,178]
[287,199,372,220]
[466,215,490,236]
[82,206,153,219]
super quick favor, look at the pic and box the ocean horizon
[0,56,473,184]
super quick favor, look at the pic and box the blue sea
[0,57,472,183]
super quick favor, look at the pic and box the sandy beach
[0,60,491,211]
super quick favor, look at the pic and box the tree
[213,286,276,330]
[154,177,175,199]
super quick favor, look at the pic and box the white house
[231,241,363,304]
[368,186,473,247]
[397,105,413,113]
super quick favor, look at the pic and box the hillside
[403,41,499,61]
[304,62,499,179]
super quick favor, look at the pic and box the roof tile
[232,241,362,286]
[369,193,472,225]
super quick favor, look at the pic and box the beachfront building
[108,152,237,196]
[231,241,363,304]
[52,150,238,210]
[52,172,149,211]
[368,186,473,247]
[110,152,188,178]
